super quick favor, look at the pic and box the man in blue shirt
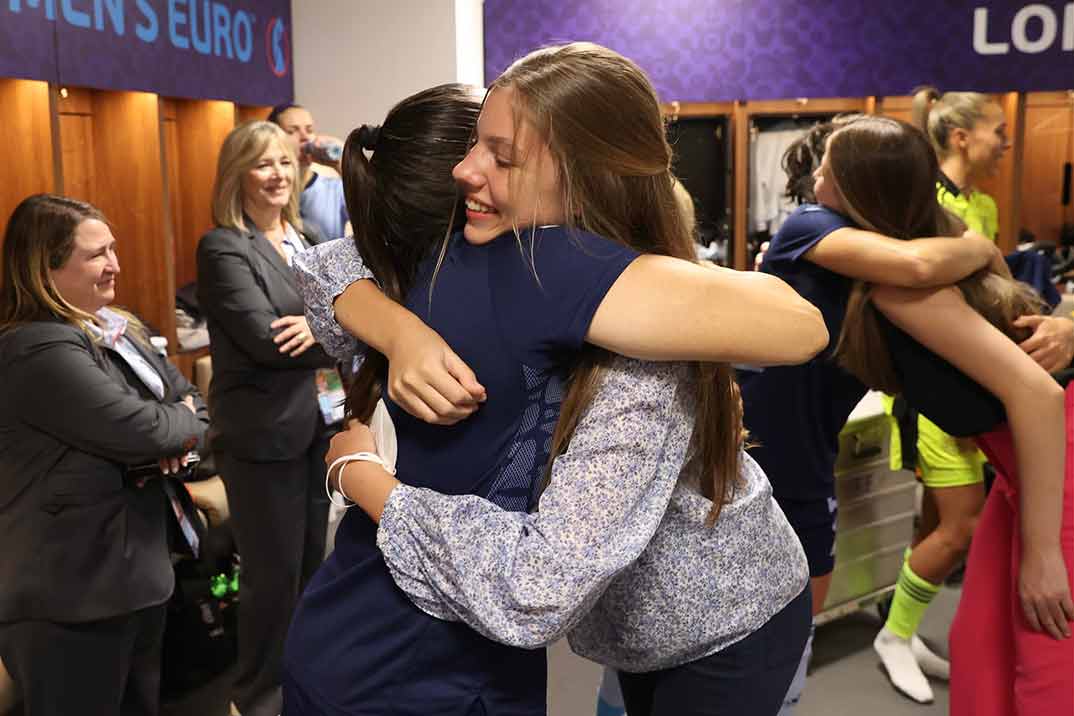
[269,103,350,240]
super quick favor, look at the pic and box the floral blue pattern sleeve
[376,358,694,648]
[291,238,375,363]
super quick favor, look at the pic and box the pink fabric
[949,384,1074,716]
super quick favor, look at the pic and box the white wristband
[325,451,397,509]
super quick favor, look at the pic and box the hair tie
[357,124,381,151]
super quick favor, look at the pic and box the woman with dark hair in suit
[0,194,209,716]
[197,120,339,716]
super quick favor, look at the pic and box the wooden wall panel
[1020,92,1074,246]
[57,85,97,203]
[172,100,235,287]
[163,117,184,285]
[237,104,273,125]
[89,90,176,347]
[732,101,749,270]
[0,79,56,241]
[876,95,913,124]
[661,101,736,119]
[58,115,96,202]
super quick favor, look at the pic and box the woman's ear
[950,127,969,151]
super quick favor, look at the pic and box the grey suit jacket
[196,224,335,463]
[0,321,209,623]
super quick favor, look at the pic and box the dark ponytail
[342,85,482,421]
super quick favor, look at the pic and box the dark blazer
[197,223,335,463]
[0,321,209,623]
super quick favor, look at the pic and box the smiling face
[241,139,295,215]
[961,102,1010,179]
[49,218,119,314]
[451,86,565,245]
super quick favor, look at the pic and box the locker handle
[1063,162,1072,207]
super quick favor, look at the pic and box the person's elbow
[902,254,944,287]
[902,250,971,288]
[1031,376,1065,409]
[791,300,828,363]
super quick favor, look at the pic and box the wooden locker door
[1021,92,1074,246]
[0,79,57,242]
[172,99,236,288]
[237,104,273,125]
[876,95,913,124]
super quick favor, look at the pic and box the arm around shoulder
[292,238,376,360]
[804,228,1000,287]
[376,359,695,647]
[586,255,828,366]
[870,285,1067,613]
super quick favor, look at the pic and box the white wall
[291,0,484,141]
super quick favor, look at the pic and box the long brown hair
[830,117,1043,391]
[494,42,744,524]
[1,194,107,334]
[341,85,482,421]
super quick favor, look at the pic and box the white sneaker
[911,633,950,681]
[874,627,934,704]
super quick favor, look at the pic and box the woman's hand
[186,476,230,526]
[325,422,398,523]
[1019,547,1074,639]
[1014,315,1074,373]
[326,421,377,468]
[384,321,486,426]
[753,241,770,271]
[157,452,192,476]
[271,315,317,357]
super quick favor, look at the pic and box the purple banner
[1,0,292,105]
[484,0,1074,102]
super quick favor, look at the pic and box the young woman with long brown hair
[283,45,829,716]
[763,113,1074,711]
[826,115,1074,716]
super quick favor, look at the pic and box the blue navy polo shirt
[739,204,867,511]
[285,226,637,715]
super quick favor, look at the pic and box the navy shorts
[779,496,838,577]
[618,587,813,716]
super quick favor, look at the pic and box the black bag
[159,531,239,700]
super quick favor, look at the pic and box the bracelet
[324,451,396,509]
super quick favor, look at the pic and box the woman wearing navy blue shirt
[284,46,827,716]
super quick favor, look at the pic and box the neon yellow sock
[884,553,941,639]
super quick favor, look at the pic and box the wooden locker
[0,79,56,241]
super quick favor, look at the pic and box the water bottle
[303,139,343,164]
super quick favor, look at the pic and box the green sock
[884,552,941,639]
